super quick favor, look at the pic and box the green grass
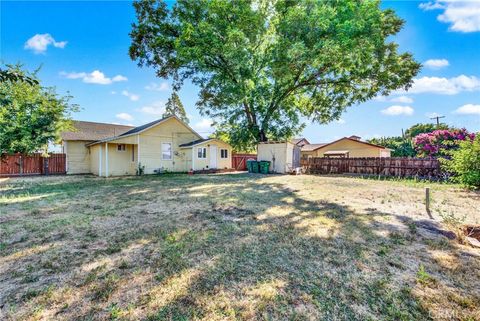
[0,174,479,320]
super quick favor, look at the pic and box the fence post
[19,155,23,175]
[44,157,49,175]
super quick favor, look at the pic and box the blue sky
[1,0,479,143]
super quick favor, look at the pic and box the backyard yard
[0,173,479,320]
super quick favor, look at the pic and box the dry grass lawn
[0,173,479,321]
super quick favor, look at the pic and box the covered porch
[88,137,139,177]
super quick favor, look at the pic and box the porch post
[191,148,195,171]
[99,145,102,176]
[105,142,109,177]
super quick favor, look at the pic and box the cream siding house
[61,116,233,177]
[300,136,391,158]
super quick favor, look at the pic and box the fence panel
[232,153,257,171]
[1,153,66,177]
[302,157,441,178]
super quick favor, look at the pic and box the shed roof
[61,121,134,141]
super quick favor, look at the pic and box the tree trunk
[258,129,268,142]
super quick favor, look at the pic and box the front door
[209,145,218,169]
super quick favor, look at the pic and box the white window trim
[197,147,207,159]
[117,144,126,152]
[162,142,173,160]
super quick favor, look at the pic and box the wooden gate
[0,153,66,177]
[232,153,257,171]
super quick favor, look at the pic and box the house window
[132,145,135,162]
[220,149,228,158]
[162,143,172,160]
[197,147,207,159]
[117,144,126,152]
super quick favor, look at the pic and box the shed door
[209,145,218,169]
[293,146,301,168]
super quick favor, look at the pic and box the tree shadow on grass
[1,174,479,320]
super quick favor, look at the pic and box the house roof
[118,118,169,137]
[86,115,203,147]
[179,138,214,148]
[301,143,328,152]
[292,138,310,145]
[301,137,386,152]
[61,121,134,141]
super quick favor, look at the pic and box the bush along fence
[0,153,66,177]
[301,157,442,179]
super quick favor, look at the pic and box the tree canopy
[163,91,189,124]
[404,122,450,138]
[130,0,420,149]
[0,65,78,154]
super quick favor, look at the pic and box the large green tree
[0,65,78,154]
[130,0,420,149]
[163,91,189,123]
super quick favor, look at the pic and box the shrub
[442,135,480,189]
[413,128,475,157]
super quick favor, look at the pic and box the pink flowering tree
[413,129,475,158]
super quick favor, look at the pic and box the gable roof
[61,121,134,141]
[312,137,386,151]
[86,115,203,146]
[179,138,213,148]
[292,138,310,145]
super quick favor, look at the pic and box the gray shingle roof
[119,116,173,137]
[61,121,134,141]
[179,138,213,147]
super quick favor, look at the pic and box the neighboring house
[291,137,310,147]
[301,136,391,158]
[61,116,232,176]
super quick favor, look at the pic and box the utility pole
[430,115,445,128]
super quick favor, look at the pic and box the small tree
[442,135,480,189]
[413,129,475,158]
[368,136,416,157]
[404,123,450,139]
[0,65,78,154]
[163,91,189,124]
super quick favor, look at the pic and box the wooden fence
[301,157,442,178]
[232,153,257,171]
[0,153,66,177]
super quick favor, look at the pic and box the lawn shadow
[1,174,479,320]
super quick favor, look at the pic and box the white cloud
[390,96,414,104]
[60,70,128,85]
[24,33,67,54]
[138,101,165,115]
[424,58,450,69]
[116,113,134,121]
[426,112,443,118]
[192,118,214,133]
[420,1,480,32]
[454,104,480,115]
[336,118,346,124]
[373,95,414,104]
[121,90,140,101]
[112,75,128,82]
[145,82,170,91]
[381,105,414,116]
[402,75,480,95]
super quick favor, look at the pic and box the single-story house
[61,116,233,176]
[300,136,391,158]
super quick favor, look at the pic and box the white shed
[257,141,301,174]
